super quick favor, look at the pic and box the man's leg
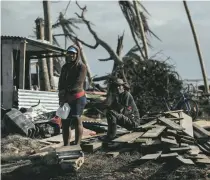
[74,116,83,145]
[61,119,71,146]
[106,110,117,139]
[71,96,87,145]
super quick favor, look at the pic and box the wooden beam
[1,44,14,109]
[19,41,27,89]
[142,125,166,138]
[112,132,144,143]
[158,117,184,131]
[180,112,194,137]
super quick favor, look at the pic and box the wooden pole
[133,0,148,59]
[183,0,209,94]
[43,0,55,90]
[19,40,26,89]
[35,18,50,91]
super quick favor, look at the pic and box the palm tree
[183,0,209,94]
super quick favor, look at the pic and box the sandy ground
[2,151,210,180]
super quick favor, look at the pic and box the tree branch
[74,1,123,65]
[98,57,112,61]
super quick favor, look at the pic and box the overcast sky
[1,0,210,83]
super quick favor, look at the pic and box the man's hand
[59,102,64,107]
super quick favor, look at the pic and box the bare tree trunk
[133,0,148,59]
[43,0,55,90]
[35,18,50,91]
[76,41,93,86]
[183,0,209,94]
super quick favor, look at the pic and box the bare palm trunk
[35,18,50,91]
[183,0,209,93]
[133,0,148,59]
[43,0,55,90]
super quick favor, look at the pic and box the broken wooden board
[158,117,184,131]
[112,132,144,143]
[140,151,162,160]
[176,155,194,165]
[180,112,194,137]
[59,156,84,171]
[81,142,102,153]
[184,154,208,159]
[142,125,166,138]
[193,123,210,138]
[106,148,132,158]
[161,137,178,145]
[161,152,178,158]
[188,145,201,156]
[170,146,191,152]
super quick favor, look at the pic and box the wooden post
[2,43,14,109]
[35,17,50,91]
[133,0,148,59]
[19,40,26,89]
[43,0,55,90]
[183,1,209,94]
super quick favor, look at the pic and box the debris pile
[79,110,210,167]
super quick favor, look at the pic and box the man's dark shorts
[62,95,87,128]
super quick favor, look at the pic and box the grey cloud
[1,1,210,81]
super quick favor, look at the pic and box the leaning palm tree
[119,0,161,60]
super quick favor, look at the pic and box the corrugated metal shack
[1,35,66,109]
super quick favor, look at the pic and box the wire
[63,0,71,16]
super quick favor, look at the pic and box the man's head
[112,78,125,94]
[66,46,78,63]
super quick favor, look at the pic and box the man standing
[58,45,87,146]
[106,78,141,140]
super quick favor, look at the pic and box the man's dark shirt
[110,91,140,125]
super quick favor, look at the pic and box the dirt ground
[2,151,210,180]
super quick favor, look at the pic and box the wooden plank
[195,158,210,164]
[113,132,144,143]
[170,146,191,152]
[106,148,133,158]
[180,112,194,137]
[176,155,194,165]
[161,152,178,158]
[139,120,157,129]
[180,138,194,145]
[168,117,184,121]
[184,154,208,159]
[180,143,189,147]
[56,145,82,154]
[158,117,184,131]
[161,137,178,145]
[81,142,102,153]
[142,126,166,138]
[140,151,162,160]
[167,129,177,136]
[59,157,84,170]
[193,123,210,137]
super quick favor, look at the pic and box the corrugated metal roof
[18,89,59,112]
[1,35,66,53]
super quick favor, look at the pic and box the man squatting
[105,78,141,140]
